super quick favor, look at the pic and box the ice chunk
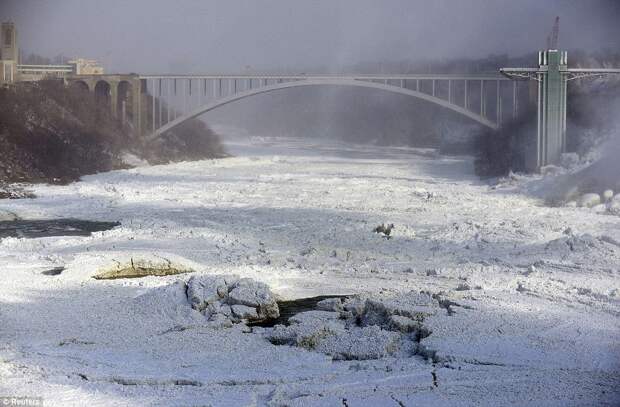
[231,304,259,320]
[578,193,601,208]
[315,298,344,312]
[187,275,229,312]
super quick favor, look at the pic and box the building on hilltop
[0,21,105,85]
[0,21,18,84]
[67,58,104,75]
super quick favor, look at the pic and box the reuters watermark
[0,397,43,406]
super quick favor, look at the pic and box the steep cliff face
[0,80,226,185]
[0,81,122,183]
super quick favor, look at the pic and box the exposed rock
[578,193,601,208]
[93,258,193,280]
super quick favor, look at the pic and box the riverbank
[0,80,226,188]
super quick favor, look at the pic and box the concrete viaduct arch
[65,74,142,131]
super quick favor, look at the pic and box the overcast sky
[2,0,619,74]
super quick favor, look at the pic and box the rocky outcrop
[0,81,225,185]
[93,258,194,279]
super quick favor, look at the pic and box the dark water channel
[251,295,349,327]
[0,219,120,239]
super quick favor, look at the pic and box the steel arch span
[143,76,506,141]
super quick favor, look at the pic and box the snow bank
[527,138,620,211]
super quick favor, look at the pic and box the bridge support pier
[535,50,568,170]
[110,85,118,118]
[497,50,620,172]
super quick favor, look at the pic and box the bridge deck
[139,73,510,81]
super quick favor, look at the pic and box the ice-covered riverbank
[1,137,619,406]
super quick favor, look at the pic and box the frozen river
[1,137,619,406]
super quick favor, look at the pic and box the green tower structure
[537,49,568,169]
[501,52,620,172]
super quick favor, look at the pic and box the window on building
[4,29,12,46]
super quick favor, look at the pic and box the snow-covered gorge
[0,138,618,406]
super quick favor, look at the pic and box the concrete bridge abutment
[65,74,143,136]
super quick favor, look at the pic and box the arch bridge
[64,50,620,171]
[139,73,517,141]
